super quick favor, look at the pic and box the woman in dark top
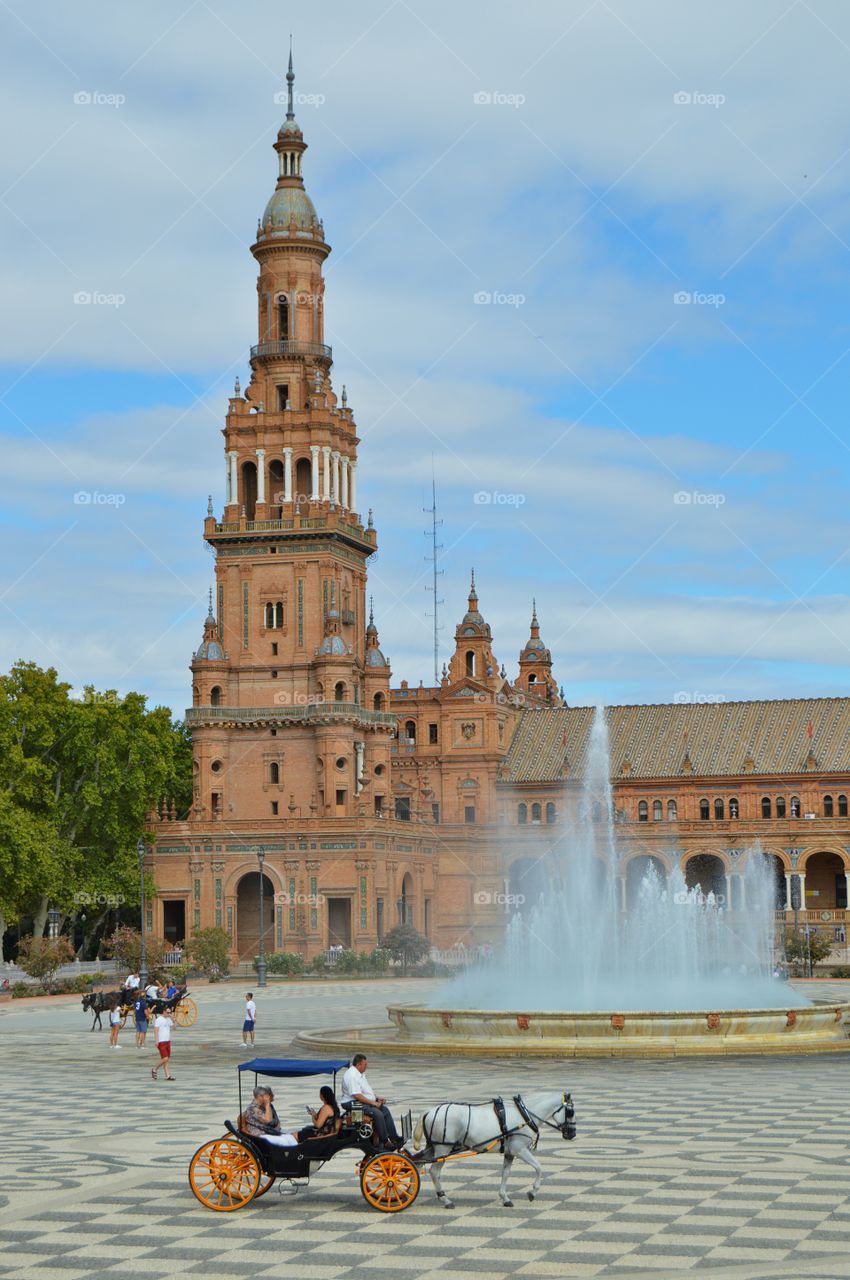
[297,1085,341,1142]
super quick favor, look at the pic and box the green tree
[103,925,166,975]
[16,935,75,989]
[783,928,834,975]
[184,927,232,980]
[380,925,432,974]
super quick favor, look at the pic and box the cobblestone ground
[2,979,850,1280]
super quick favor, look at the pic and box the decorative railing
[250,340,332,362]
[186,701,397,729]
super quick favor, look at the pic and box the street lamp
[47,909,60,940]
[137,837,148,986]
[257,846,267,988]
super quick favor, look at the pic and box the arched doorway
[399,872,414,926]
[241,461,257,520]
[236,872,275,960]
[685,854,727,902]
[760,853,787,910]
[625,855,667,909]
[804,851,848,910]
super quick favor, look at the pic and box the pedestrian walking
[151,1010,175,1080]
[133,992,149,1047]
[242,992,257,1046]
[108,1001,122,1049]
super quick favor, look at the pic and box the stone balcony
[185,700,397,731]
[250,339,332,364]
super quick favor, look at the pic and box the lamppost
[47,908,60,939]
[257,846,267,988]
[137,838,148,986]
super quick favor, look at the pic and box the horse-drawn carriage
[82,984,198,1030]
[188,1058,577,1214]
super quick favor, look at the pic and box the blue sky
[2,0,850,714]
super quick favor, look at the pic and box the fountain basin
[296,1002,850,1058]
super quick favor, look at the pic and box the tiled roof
[500,699,850,783]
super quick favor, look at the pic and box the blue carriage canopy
[238,1058,349,1077]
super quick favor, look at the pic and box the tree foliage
[184,928,232,980]
[103,925,166,974]
[380,925,432,973]
[783,927,835,973]
[15,935,76,989]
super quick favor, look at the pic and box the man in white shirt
[152,1011,175,1080]
[124,972,140,991]
[340,1053,400,1148]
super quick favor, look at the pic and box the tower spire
[286,38,295,121]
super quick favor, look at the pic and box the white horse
[411,1090,575,1207]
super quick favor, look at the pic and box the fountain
[298,707,850,1057]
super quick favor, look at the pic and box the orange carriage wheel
[360,1152,420,1213]
[216,1136,276,1198]
[188,1138,261,1212]
[174,997,198,1028]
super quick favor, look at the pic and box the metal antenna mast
[423,461,444,684]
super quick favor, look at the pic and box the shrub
[254,952,305,976]
[413,959,452,978]
[104,926,166,975]
[163,962,190,985]
[15,935,76,989]
[183,927,232,980]
[830,965,850,979]
[380,925,431,974]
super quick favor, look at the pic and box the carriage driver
[340,1054,402,1150]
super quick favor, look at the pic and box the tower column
[332,451,341,505]
[309,445,320,500]
[798,872,807,914]
[256,448,266,504]
[784,872,792,911]
[227,451,238,505]
[283,448,293,503]
[349,460,357,515]
[341,456,349,509]
[322,446,331,500]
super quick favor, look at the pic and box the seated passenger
[243,1086,298,1147]
[297,1086,341,1142]
[165,981,178,999]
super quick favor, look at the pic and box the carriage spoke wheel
[188,1138,261,1212]
[360,1152,420,1213]
[174,997,198,1027]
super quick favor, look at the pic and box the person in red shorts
[151,1009,175,1080]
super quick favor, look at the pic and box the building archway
[235,871,275,960]
[685,853,727,901]
[241,460,257,520]
[400,871,414,926]
[508,857,548,912]
[802,850,848,910]
[625,855,667,908]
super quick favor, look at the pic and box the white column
[283,448,293,503]
[798,872,807,914]
[349,459,357,515]
[225,457,232,504]
[618,876,627,912]
[845,872,850,911]
[332,451,341,505]
[256,449,266,504]
[228,451,238,506]
[322,446,331,500]
[309,445,319,500]
[341,456,349,509]
[784,872,792,912]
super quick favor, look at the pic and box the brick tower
[152,57,435,962]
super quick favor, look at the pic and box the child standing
[108,1001,122,1049]
[242,992,257,1046]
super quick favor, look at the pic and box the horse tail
[413,1113,425,1150]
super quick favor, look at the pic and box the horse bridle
[517,1091,576,1141]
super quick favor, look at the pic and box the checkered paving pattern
[2,979,850,1279]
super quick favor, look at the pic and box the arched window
[334,681,346,703]
[824,794,834,817]
[295,457,311,497]
[210,686,221,707]
[275,602,283,628]
[241,460,257,520]
[265,602,274,629]
[699,799,710,821]
[729,797,739,819]
[518,803,527,825]
[268,458,284,505]
[776,796,786,818]
[840,794,848,818]
[373,692,385,711]
[790,795,800,818]
[465,650,475,677]
[404,720,416,744]
[528,673,537,687]
[531,802,542,824]
[278,295,289,340]
[714,798,724,820]
[545,802,556,824]
[652,800,663,821]
[761,796,771,819]
[638,801,648,822]
[667,799,677,821]
[269,762,279,784]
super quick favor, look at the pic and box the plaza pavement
[1,978,850,1280]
